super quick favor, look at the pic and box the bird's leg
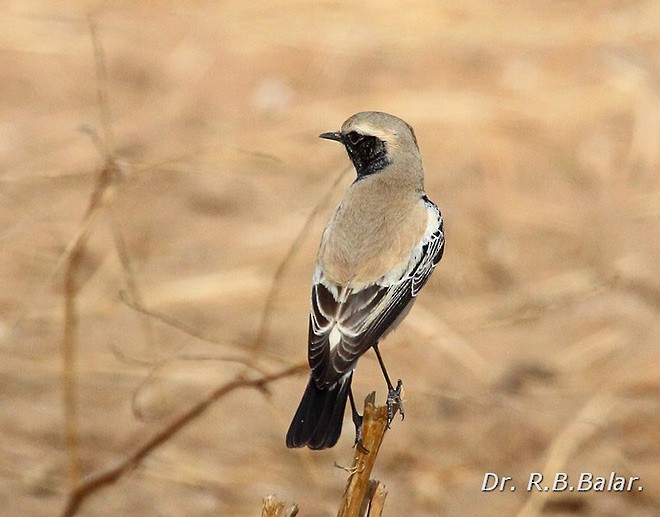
[373,343,404,428]
[348,387,369,453]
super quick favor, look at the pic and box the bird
[285,111,445,450]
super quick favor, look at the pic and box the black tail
[286,373,352,449]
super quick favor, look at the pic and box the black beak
[319,131,343,142]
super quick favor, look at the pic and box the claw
[386,379,404,428]
[354,429,370,454]
[396,379,405,421]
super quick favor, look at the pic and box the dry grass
[0,1,658,516]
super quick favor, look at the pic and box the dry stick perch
[337,392,390,517]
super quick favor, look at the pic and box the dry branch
[61,363,306,517]
[337,393,389,517]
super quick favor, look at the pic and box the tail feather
[286,373,352,449]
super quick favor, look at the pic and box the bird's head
[320,111,421,180]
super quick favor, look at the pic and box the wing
[308,199,444,388]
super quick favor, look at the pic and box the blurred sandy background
[1,1,658,516]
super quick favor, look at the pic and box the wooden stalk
[337,392,390,517]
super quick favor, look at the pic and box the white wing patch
[329,326,341,349]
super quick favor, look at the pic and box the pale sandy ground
[0,1,658,516]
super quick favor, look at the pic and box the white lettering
[553,473,568,492]
[527,473,544,491]
[577,473,592,491]
[593,476,606,491]
[627,477,639,491]
[482,473,499,492]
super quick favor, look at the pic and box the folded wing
[309,201,444,387]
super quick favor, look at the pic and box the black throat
[343,134,390,178]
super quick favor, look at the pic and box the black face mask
[343,131,390,178]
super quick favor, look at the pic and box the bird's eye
[346,131,364,145]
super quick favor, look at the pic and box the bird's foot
[386,379,405,428]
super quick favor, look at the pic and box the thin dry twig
[88,15,115,159]
[337,393,389,517]
[118,292,292,366]
[60,17,127,492]
[60,363,307,517]
[109,206,157,350]
[251,165,350,355]
[91,14,157,357]
[61,240,84,489]
[61,148,122,493]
